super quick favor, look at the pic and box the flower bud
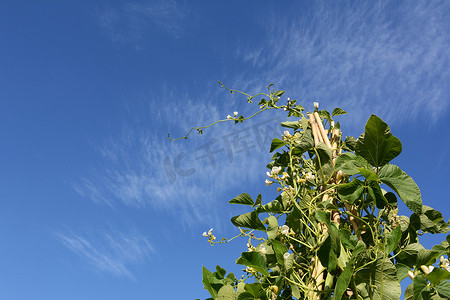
[314,102,319,109]
[420,265,430,274]
[408,270,415,279]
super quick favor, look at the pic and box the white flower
[283,252,290,260]
[428,266,434,273]
[284,108,287,111]
[265,179,273,186]
[266,171,272,178]
[272,166,282,174]
[208,228,213,235]
[284,131,291,137]
[420,265,431,274]
[227,115,232,119]
[280,225,289,235]
[305,172,315,180]
[259,245,267,254]
[408,270,415,279]
[233,111,238,116]
[202,231,208,237]
[314,102,319,109]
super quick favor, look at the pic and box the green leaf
[435,280,450,298]
[293,127,314,154]
[216,284,236,300]
[366,180,388,209]
[378,164,422,214]
[231,212,266,231]
[385,226,402,254]
[236,292,255,300]
[229,193,254,206]
[404,283,414,300]
[425,268,450,285]
[413,276,428,300]
[202,266,221,299]
[343,136,357,151]
[281,121,301,130]
[334,263,353,300]
[271,239,288,265]
[338,179,364,204]
[355,114,402,167]
[354,255,401,300]
[332,107,348,117]
[243,283,262,297]
[410,205,450,234]
[397,243,440,267]
[270,138,287,153]
[335,153,371,176]
[265,216,278,240]
[236,252,270,277]
[284,253,294,271]
[339,228,358,250]
[395,263,411,281]
[257,200,284,213]
[315,142,334,184]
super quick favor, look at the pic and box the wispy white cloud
[56,228,154,279]
[73,85,284,226]
[98,0,189,46]
[233,1,449,127]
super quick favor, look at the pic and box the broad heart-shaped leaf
[216,284,236,300]
[435,280,450,298]
[236,252,270,277]
[270,138,287,153]
[335,153,372,176]
[231,212,266,231]
[270,239,288,265]
[425,267,450,285]
[378,164,422,214]
[413,276,429,300]
[355,114,402,167]
[354,255,401,300]
[293,127,314,154]
[338,179,364,204]
[243,283,262,297]
[395,263,411,281]
[229,193,254,206]
[396,243,441,267]
[410,205,450,234]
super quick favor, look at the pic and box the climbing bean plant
[172,84,450,300]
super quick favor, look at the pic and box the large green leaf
[435,280,450,298]
[231,212,265,231]
[396,243,441,267]
[216,285,236,300]
[293,127,314,154]
[335,153,372,176]
[355,114,402,167]
[395,263,411,281]
[202,266,222,299]
[378,164,422,214]
[425,268,450,285]
[236,252,270,277]
[385,226,402,254]
[338,179,364,204]
[354,255,401,300]
[229,193,254,206]
[413,276,432,300]
[315,142,334,184]
[410,205,450,234]
[270,138,287,153]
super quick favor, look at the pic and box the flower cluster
[440,256,450,272]
[226,111,238,119]
[202,228,216,245]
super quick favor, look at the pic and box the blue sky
[0,1,449,299]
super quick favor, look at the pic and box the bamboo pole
[308,113,322,146]
[314,112,332,149]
